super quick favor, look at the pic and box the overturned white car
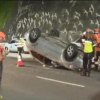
[25,28,83,70]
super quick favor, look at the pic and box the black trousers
[0,62,3,94]
[83,53,93,73]
[17,47,23,59]
[17,47,23,54]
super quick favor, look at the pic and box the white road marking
[36,76,85,88]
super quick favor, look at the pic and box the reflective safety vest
[84,40,93,53]
[19,39,24,46]
[97,33,100,43]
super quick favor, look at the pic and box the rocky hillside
[2,0,100,43]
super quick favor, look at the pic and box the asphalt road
[1,53,100,100]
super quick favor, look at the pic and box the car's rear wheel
[29,28,41,43]
[64,44,78,61]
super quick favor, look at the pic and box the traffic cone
[17,52,24,67]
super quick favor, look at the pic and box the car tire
[29,28,41,43]
[49,28,59,37]
[64,44,78,61]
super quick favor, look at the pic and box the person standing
[92,28,100,70]
[80,30,95,77]
[0,32,9,98]
[17,36,24,60]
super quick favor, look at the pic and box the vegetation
[0,0,17,31]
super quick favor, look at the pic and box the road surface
[1,53,100,100]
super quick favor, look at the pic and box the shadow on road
[50,65,81,74]
[92,69,100,73]
[90,91,100,100]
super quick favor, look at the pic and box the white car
[4,38,28,53]
[25,28,83,70]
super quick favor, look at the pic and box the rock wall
[2,0,100,43]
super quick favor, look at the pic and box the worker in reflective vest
[17,36,23,59]
[92,28,100,70]
[80,29,95,77]
[19,39,24,47]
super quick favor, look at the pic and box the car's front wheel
[64,44,78,61]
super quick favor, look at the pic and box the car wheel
[29,28,41,43]
[64,44,78,61]
[48,28,59,37]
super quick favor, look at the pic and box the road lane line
[36,76,85,88]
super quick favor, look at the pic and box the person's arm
[80,38,84,48]
[92,39,97,58]
[0,50,9,61]
[92,34,97,41]
[0,52,7,61]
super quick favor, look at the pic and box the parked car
[4,38,28,53]
[25,28,83,70]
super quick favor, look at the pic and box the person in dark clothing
[92,28,100,70]
[0,32,9,99]
[17,36,23,60]
[80,30,95,77]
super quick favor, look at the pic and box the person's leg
[18,47,23,60]
[87,59,92,77]
[20,47,23,60]
[0,63,3,88]
[87,53,94,77]
[0,62,3,96]
[94,51,99,70]
[81,53,87,76]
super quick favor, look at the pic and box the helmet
[86,29,90,33]
[0,31,6,41]
[94,28,99,34]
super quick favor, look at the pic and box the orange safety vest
[97,33,100,43]
[93,33,100,51]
